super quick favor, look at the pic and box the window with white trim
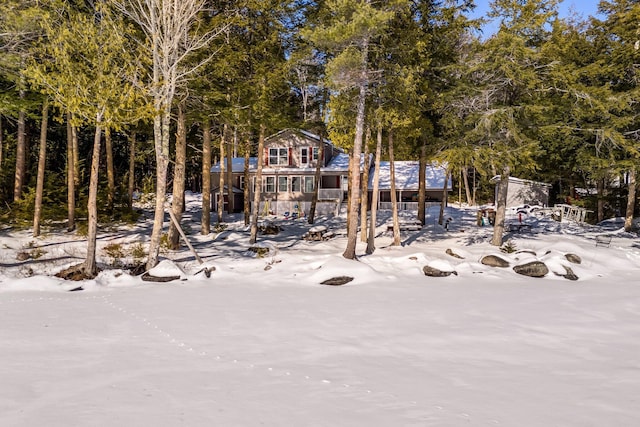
[239,176,245,190]
[291,176,301,192]
[303,176,315,193]
[312,147,320,162]
[264,176,275,193]
[278,176,288,192]
[268,148,288,165]
[300,147,309,165]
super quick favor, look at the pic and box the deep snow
[1,194,640,426]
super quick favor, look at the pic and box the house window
[264,176,275,193]
[291,176,301,192]
[239,176,245,190]
[278,176,288,192]
[300,147,309,165]
[313,147,320,161]
[268,148,288,165]
[303,176,315,193]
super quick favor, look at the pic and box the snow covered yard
[1,194,640,426]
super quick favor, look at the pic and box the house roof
[264,128,337,148]
[369,161,451,191]
[210,157,258,173]
[490,176,552,188]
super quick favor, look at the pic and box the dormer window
[268,148,288,166]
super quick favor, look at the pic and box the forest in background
[1,0,639,277]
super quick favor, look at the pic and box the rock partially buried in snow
[142,260,187,282]
[446,248,464,259]
[423,265,457,277]
[321,276,353,286]
[557,265,579,281]
[481,255,510,268]
[565,253,582,264]
[513,261,549,278]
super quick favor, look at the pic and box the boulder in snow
[513,261,549,278]
[481,255,510,268]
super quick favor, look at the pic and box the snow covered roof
[323,153,371,172]
[370,161,451,191]
[490,176,552,188]
[210,158,258,173]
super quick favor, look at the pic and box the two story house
[211,128,450,217]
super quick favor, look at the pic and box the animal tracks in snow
[2,294,501,425]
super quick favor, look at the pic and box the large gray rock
[423,265,458,277]
[513,261,549,278]
[481,255,510,268]
[564,253,582,264]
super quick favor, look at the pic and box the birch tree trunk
[33,101,49,237]
[389,130,400,246]
[366,124,383,255]
[84,118,103,277]
[624,167,636,232]
[105,128,115,212]
[491,167,510,247]
[201,120,212,234]
[250,124,266,244]
[168,102,187,249]
[66,112,76,231]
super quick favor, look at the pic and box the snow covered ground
[1,194,640,426]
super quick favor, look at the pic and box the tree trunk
[201,120,212,235]
[462,166,472,206]
[308,130,324,224]
[597,178,605,223]
[438,168,448,225]
[366,124,382,255]
[360,133,370,242]
[105,128,115,212]
[217,124,226,223]
[624,167,636,232]
[146,107,171,271]
[389,130,400,246]
[417,143,426,225]
[13,106,26,201]
[84,119,103,277]
[168,102,187,250]
[128,130,136,208]
[225,124,234,214]
[491,167,510,247]
[250,124,266,244]
[33,101,49,237]
[343,38,368,260]
[66,112,76,231]
[0,115,3,169]
[243,138,251,226]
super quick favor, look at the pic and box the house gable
[263,128,338,168]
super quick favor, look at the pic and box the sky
[469,0,602,37]
[1,193,640,425]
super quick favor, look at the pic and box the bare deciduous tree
[112,0,225,270]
